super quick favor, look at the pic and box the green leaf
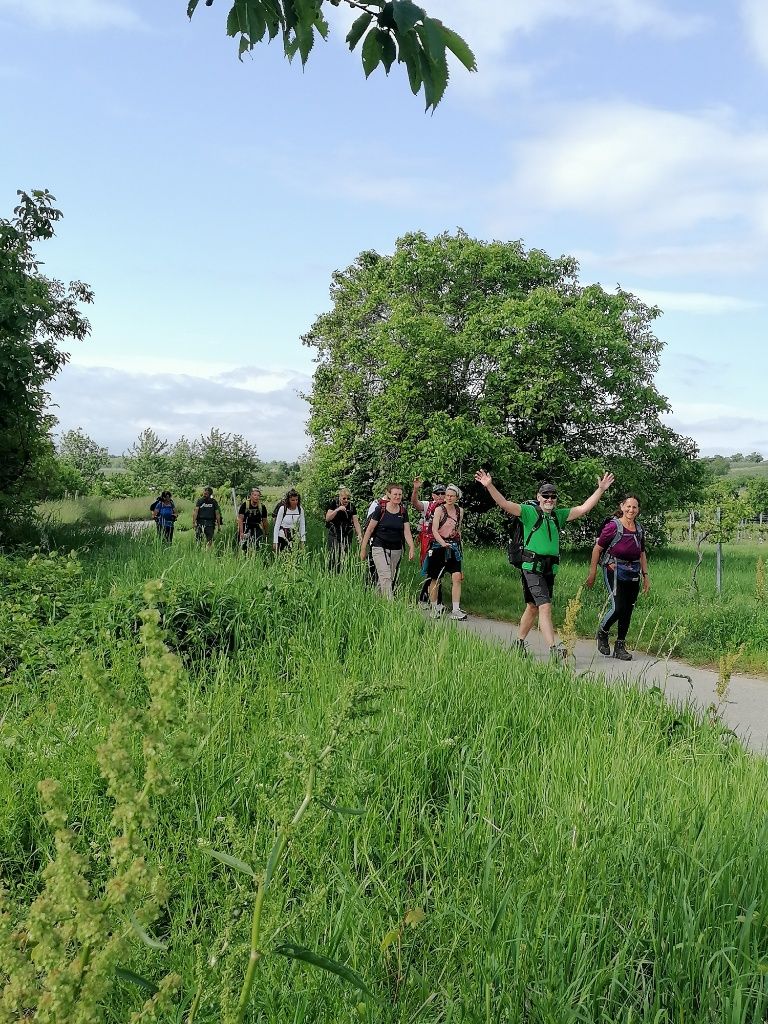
[346,12,373,50]
[377,28,397,73]
[395,27,422,95]
[275,942,378,1001]
[361,28,384,78]
[226,2,246,37]
[380,926,401,951]
[129,913,168,952]
[294,18,315,64]
[441,25,476,72]
[377,2,396,31]
[199,846,256,877]
[246,0,267,42]
[418,46,436,110]
[115,967,159,995]
[392,0,425,34]
[316,796,366,816]
[417,17,448,106]
[187,0,201,17]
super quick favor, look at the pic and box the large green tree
[188,0,476,110]
[0,190,92,522]
[58,428,109,490]
[303,230,703,537]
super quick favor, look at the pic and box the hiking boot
[596,628,611,656]
[513,638,529,656]
[451,608,468,621]
[430,604,444,619]
[612,640,632,661]
[549,643,568,662]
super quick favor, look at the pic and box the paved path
[443,612,768,755]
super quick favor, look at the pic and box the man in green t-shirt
[475,470,614,659]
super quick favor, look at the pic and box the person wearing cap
[193,486,222,548]
[426,483,468,620]
[410,477,447,607]
[474,470,615,658]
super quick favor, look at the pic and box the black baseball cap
[538,483,558,497]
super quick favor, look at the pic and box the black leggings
[599,565,640,641]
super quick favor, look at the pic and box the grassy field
[3,534,768,1022]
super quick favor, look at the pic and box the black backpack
[507,500,558,568]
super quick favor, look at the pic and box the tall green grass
[3,537,768,1021]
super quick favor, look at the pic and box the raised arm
[410,477,426,512]
[566,473,615,522]
[474,470,521,517]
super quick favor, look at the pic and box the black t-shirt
[195,497,220,522]
[326,499,357,539]
[239,501,267,533]
[370,504,408,550]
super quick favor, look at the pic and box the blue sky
[1,0,767,459]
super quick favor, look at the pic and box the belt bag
[525,551,559,572]
[612,558,640,582]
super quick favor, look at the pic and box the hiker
[150,491,177,544]
[474,470,615,659]
[360,484,414,599]
[238,487,269,552]
[193,487,222,548]
[411,478,447,607]
[425,484,467,620]
[585,494,650,661]
[325,486,362,571]
[364,490,389,588]
[273,489,306,552]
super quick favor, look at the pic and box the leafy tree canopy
[187,0,476,111]
[0,190,92,523]
[58,428,109,488]
[302,230,703,539]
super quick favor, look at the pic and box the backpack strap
[604,517,625,555]
[523,510,545,547]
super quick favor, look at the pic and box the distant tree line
[50,426,300,499]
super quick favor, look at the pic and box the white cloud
[48,364,311,460]
[626,288,762,314]
[742,0,768,68]
[665,402,768,456]
[504,101,768,234]
[0,0,142,30]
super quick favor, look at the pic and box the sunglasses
[540,493,558,500]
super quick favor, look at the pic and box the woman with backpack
[585,494,649,661]
[425,484,467,620]
[273,489,306,553]
[360,484,414,598]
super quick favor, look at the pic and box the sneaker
[613,640,633,661]
[549,643,568,662]
[430,605,444,619]
[596,628,611,656]
[513,638,529,656]
[436,604,445,615]
[451,608,468,620]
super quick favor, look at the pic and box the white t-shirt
[273,505,306,544]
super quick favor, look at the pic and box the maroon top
[597,519,644,561]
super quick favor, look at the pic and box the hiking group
[151,470,650,661]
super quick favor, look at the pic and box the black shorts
[522,569,555,607]
[196,521,216,542]
[425,543,462,579]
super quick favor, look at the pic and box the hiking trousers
[371,546,401,599]
[599,565,640,641]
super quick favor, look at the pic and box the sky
[1,0,767,460]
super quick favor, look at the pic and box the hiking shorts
[425,543,462,579]
[522,569,555,607]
